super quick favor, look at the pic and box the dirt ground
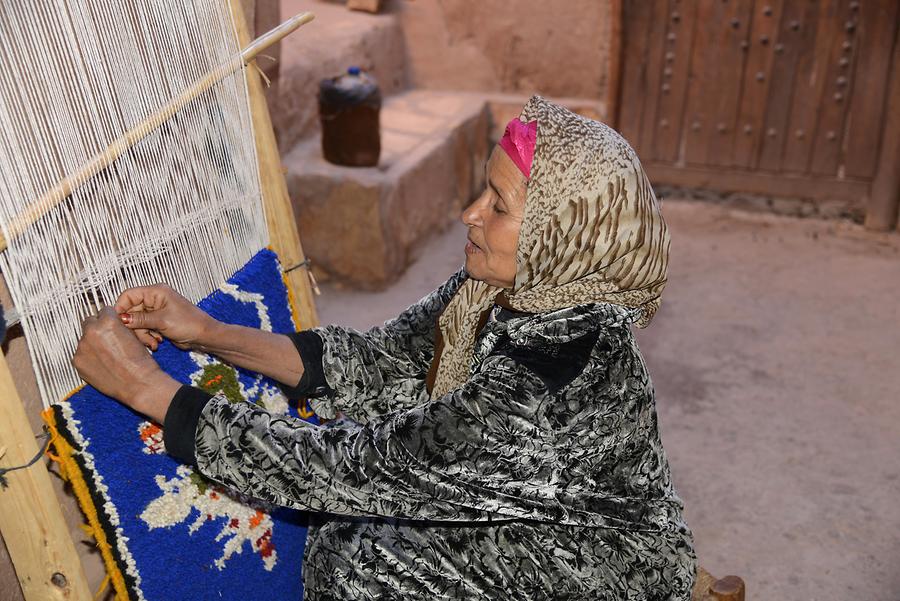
[315,199,900,601]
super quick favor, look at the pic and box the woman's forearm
[194,322,305,387]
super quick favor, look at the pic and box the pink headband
[499,118,538,179]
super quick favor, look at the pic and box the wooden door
[616,0,899,219]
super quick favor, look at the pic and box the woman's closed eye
[488,179,509,214]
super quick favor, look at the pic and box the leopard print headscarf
[431,96,670,399]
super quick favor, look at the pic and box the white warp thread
[0,1,268,407]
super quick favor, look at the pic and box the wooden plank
[605,0,623,128]
[617,0,655,148]
[0,353,91,601]
[703,0,755,168]
[682,0,754,167]
[732,0,784,169]
[645,161,870,202]
[757,0,819,172]
[681,0,721,166]
[653,0,698,164]
[810,0,858,176]
[636,1,670,160]
[230,0,319,330]
[843,1,899,180]
[781,0,842,173]
[865,21,900,231]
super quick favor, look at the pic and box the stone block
[284,91,489,289]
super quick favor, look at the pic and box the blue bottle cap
[347,66,361,76]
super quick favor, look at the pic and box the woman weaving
[74,97,696,600]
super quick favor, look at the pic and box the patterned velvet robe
[164,270,696,600]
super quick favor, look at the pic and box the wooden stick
[0,351,92,601]
[0,11,315,253]
[227,0,319,330]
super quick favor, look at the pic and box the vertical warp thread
[0,1,267,406]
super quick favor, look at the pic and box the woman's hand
[117,283,304,389]
[72,307,180,423]
[115,284,217,351]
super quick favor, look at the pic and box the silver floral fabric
[192,271,696,600]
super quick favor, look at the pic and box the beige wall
[386,0,613,100]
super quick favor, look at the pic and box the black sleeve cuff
[280,330,331,399]
[163,385,214,466]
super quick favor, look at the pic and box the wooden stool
[692,567,746,601]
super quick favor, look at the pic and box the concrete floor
[315,200,900,601]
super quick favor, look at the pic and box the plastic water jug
[318,66,381,167]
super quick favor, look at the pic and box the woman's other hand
[73,307,180,423]
[115,284,216,351]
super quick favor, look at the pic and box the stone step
[271,0,408,152]
[283,90,489,289]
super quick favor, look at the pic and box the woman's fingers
[133,328,160,351]
[112,283,210,350]
[120,309,165,332]
[114,286,151,313]
[114,284,173,314]
[80,313,97,329]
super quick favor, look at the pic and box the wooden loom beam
[229,0,319,329]
[0,352,92,601]
[1,6,319,599]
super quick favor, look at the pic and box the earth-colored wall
[386,0,613,100]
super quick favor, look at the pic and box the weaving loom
[0,2,319,600]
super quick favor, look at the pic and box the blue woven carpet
[50,249,314,600]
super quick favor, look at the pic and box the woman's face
[461,147,527,288]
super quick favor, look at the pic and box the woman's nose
[461,190,489,227]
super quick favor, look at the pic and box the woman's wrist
[191,317,228,353]
[132,371,182,424]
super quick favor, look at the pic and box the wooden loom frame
[0,4,319,599]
